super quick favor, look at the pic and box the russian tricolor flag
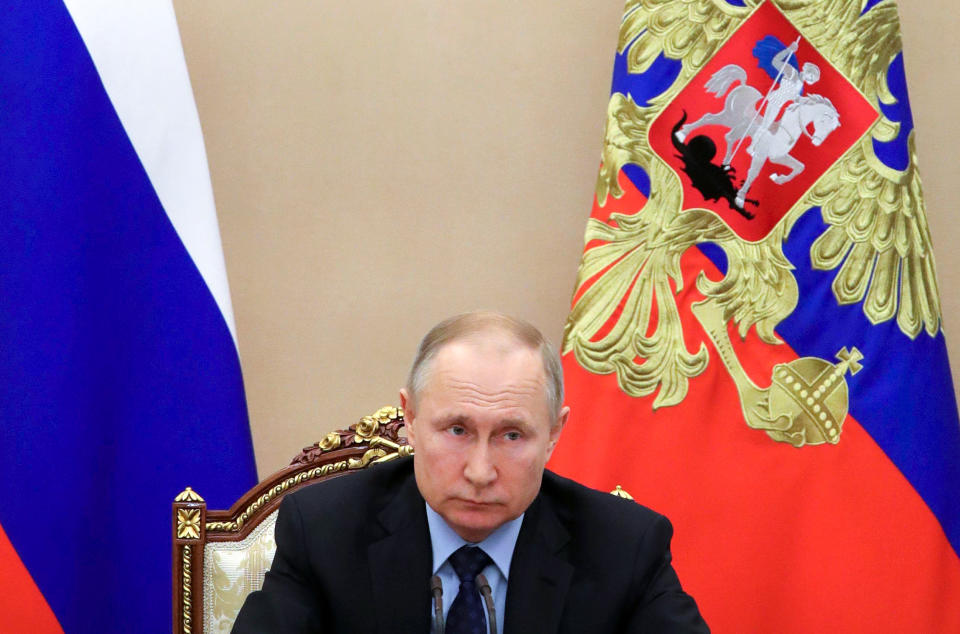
[0,2,257,630]
[549,1,960,632]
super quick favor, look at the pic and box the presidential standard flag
[548,1,960,631]
[0,2,257,630]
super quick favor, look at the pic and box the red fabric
[0,522,63,632]
[550,175,960,633]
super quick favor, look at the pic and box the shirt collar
[425,502,524,580]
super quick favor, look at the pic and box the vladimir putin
[234,311,708,633]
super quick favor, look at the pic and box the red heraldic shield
[648,2,877,242]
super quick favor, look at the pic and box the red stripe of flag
[0,522,63,632]
[550,174,960,633]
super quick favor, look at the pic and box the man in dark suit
[234,311,708,633]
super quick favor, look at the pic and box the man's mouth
[456,498,497,507]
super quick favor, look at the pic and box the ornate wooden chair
[172,406,410,633]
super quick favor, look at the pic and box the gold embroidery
[807,132,940,337]
[565,0,936,446]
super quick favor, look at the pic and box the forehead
[420,338,549,418]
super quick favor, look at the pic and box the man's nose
[463,441,496,487]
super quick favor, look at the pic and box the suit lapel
[368,470,433,634]
[503,494,574,634]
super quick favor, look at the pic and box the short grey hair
[405,311,564,420]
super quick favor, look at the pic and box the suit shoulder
[541,469,668,532]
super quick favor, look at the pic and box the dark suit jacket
[233,457,708,633]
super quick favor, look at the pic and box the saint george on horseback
[674,36,839,212]
[748,38,820,155]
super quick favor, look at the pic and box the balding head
[405,311,565,421]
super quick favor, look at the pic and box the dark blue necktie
[446,545,493,634]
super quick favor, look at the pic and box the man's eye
[448,426,466,436]
[504,431,522,441]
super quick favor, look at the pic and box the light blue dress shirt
[425,503,524,634]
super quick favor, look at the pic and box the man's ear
[400,388,415,448]
[546,405,569,458]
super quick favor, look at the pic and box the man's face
[401,336,568,542]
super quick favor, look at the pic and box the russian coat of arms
[564,0,942,447]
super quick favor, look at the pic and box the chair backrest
[172,406,410,634]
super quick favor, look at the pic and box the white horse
[676,64,841,208]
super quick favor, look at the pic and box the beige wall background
[172,1,960,478]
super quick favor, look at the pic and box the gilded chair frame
[171,406,410,633]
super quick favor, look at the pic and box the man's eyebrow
[498,417,534,430]
[433,413,470,426]
[431,413,533,430]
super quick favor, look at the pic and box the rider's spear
[728,36,801,163]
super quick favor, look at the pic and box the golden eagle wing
[807,135,940,338]
[619,0,751,80]
[798,0,942,338]
[565,1,774,408]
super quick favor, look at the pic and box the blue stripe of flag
[0,3,257,630]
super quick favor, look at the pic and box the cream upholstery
[202,510,278,632]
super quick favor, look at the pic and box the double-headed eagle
[563,0,941,446]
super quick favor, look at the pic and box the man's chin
[444,507,505,543]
